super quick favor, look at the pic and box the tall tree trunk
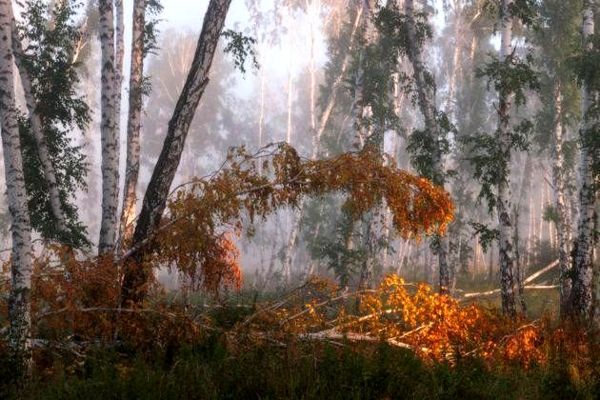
[570,0,598,320]
[550,82,572,316]
[496,0,517,316]
[444,0,462,118]
[282,0,321,282]
[283,3,364,284]
[98,0,120,254]
[121,0,233,305]
[9,7,69,239]
[404,0,450,293]
[283,54,294,284]
[257,49,266,173]
[0,0,33,368]
[119,0,146,247]
[513,154,532,314]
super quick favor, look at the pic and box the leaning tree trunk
[121,0,233,305]
[0,0,34,369]
[496,0,517,316]
[550,82,572,317]
[9,6,69,238]
[119,0,146,248]
[570,0,597,320]
[98,0,120,255]
[404,0,451,293]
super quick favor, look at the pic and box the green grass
[2,337,597,400]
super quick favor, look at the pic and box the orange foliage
[242,274,594,370]
[0,246,204,354]
[154,143,453,294]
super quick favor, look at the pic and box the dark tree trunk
[121,0,232,305]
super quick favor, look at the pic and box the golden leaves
[156,143,454,296]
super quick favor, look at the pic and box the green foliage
[476,53,539,108]
[222,30,259,75]
[543,203,559,224]
[17,0,91,248]
[508,0,539,27]
[470,222,500,252]
[407,112,454,184]
[467,41,539,212]
[143,0,163,57]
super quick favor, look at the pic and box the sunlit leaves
[155,143,453,295]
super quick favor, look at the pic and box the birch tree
[403,0,451,292]
[493,0,518,316]
[98,0,120,254]
[119,0,162,247]
[9,0,90,248]
[532,0,581,316]
[0,0,33,368]
[121,0,233,304]
[570,0,598,319]
[467,0,539,315]
[119,0,145,246]
[10,7,68,241]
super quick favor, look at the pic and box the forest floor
[1,276,599,399]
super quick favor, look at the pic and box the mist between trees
[0,0,598,390]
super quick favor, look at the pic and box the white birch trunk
[98,0,120,254]
[551,82,572,315]
[405,0,450,292]
[444,0,462,119]
[0,0,33,366]
[496,0,517,316]
[119,0,145,247]
[9,5,69,238]
[570,0,598,319]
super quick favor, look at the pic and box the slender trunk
[444,0,462,118]
[285,66,293,145]
[405,0,450,293]
[10,10,69,238]
[539,182,545,249]
[0,0,33,369]
[283,0,321,282]
[283,58,294,284]
[352,0,375,147]
[98,0,120,254]
[570,0,598,319]
[300,5,364,259]
[119,0,146,248]
[121,0,233,305]
[527,185,533,266]
[514,154,532,314]
[312,5,363,157]
[258,50,265,152]
[551,82,572,316]
[115,0,124,137]
[496,0,517,316]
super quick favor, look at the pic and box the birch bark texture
[9,4,69,239]
[550,82,572,316]
[121,0,233,304]
[98,0,121,255]
[496,0,517,316]
[119,0,146,246]
[0,0,34,362]
[570,0,598,319]
[404,0,451,292]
